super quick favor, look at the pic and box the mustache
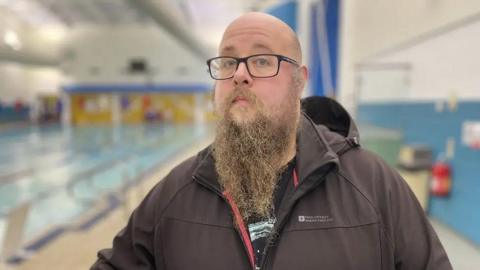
[226,88,257,105]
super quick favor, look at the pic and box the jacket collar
[192,113,340,192]
[192,146,221,192]
[296,112,339,183]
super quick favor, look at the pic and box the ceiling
[0,0,152,27]
[0,0,281,56]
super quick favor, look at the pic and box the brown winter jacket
[91,96,452,270]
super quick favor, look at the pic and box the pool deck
[7,135,213,270]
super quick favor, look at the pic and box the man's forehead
[219,28,285,55]
[217,12,301,61]
[220,42,274,55]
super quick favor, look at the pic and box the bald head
[219,12,302,63]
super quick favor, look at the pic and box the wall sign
[462,121,480,149]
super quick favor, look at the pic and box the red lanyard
[222,191,256,268]
[293,168,299,188]
[223,169,298,269]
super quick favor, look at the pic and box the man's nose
[233,62,253,87]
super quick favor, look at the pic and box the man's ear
[297,65,309,96]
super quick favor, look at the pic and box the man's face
[213,26,300,125]
[212,13,307,220]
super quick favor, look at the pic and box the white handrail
[0,202,31,265]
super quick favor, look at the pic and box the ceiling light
[3,30,22,50]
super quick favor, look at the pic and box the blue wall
[267,1,298,31]
[309,0,339,97]
[63,83,211,93]
[358,101,480,245]
[267,0,340,97]
[0,105,30,123]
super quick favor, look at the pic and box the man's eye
[253,57,271,67]
[222,60,237,68]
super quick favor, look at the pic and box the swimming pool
[0,123,210,256]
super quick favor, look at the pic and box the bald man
[92,12,451,270]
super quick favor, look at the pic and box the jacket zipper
[193,176,256,270]
[194,163,334,270]
[258,165,334,270]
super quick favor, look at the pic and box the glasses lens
[247,55,278,77]
[209,57,237,79]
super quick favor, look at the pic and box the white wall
[356,65,411,103]
[0,8,64,65]
[345,1,480,61]
[338,1,480,114]
[364,18,480,102]
[62,24,211,86]
[1,7,212,108]
[0,63,63,104]
[1,21,211,108]
[0,7,65,105]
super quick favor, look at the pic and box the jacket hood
[301,96,360,155]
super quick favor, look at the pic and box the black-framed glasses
[206,54,299,80]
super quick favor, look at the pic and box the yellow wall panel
[71,94,112,125]
[69,92,215,125]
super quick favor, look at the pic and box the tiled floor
[431,219,480,269]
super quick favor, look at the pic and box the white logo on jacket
[298,215,333,223]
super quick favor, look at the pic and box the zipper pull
[265,231,279,248]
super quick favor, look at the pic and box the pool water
[0,123,209,255]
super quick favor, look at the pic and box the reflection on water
[0,123,210,250]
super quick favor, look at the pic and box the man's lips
[232,96,249,104]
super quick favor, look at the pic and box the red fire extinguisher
[431,161,452,197]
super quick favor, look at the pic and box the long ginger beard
[213,80,301,222]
